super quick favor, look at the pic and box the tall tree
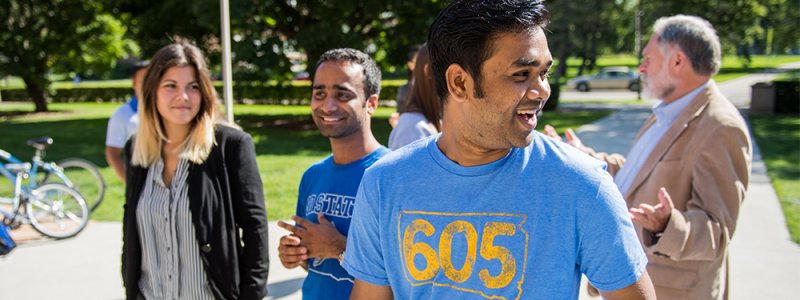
[761,0,800,55]
[230,0,443,78]
[545,0,633,110]
[639,0,766,60]
[0,0,133,112]
[119,0,445,82]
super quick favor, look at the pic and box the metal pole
[220,0,234,123]
[635,0,643,101]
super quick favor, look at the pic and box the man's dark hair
[316,48,382,98]
[131,59,149,76]
[428,0,549,102]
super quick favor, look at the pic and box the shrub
[0,81,404,105]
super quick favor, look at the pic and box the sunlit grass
[750,115,800,244]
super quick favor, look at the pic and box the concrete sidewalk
[0,220,307,300]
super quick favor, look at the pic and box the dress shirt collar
[652,80,710,125]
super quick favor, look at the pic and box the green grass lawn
[3,55,796,91]
[0,102,611,222]
[749,115,800,244]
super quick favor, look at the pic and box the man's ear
[669,49,688,75]
[365,94,379,115]
[446,63,472,103]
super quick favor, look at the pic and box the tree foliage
[2,0,795,113]
[761,0,800,55]
[118,0,445,82]
[0,0,134,112]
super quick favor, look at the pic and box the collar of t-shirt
[129,95,138,113]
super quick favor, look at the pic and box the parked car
[567,66,640,92]
[293,71,310,81]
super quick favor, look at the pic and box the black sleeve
[225,130,270,299]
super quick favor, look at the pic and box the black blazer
[123,125,269,299]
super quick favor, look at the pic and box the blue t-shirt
[296,147,390,300]
[344,133,646,300]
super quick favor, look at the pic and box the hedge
[0,81,403,105]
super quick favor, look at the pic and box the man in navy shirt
[276,48,390,300]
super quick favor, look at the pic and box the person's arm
[543,125,626,175]
[599,271,656,300]
[105,146,126,182]
[350,279,393,300]
[105,109,129,182]
[226,131,270,299]
[632,125,751,261]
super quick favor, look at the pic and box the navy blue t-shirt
[295,147,390,300]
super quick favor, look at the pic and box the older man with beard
[547,15,752,299]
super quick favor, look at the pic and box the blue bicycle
[1,137,105,212]
[1,138,90,238]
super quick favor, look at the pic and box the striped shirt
[136,158,214,300]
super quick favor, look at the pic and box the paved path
[0,221,305,300]
[720,61,800,107]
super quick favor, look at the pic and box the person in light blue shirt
[343,1,656,299]
[276,48,389,300]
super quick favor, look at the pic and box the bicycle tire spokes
[27,184,89,239]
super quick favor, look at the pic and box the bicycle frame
[0,161,30,224]
[0,148,74,194]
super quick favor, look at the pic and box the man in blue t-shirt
[343,1,656,299]
[277,48,389,300]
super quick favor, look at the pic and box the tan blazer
[581,82,752,299]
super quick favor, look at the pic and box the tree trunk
[21,75,49,112]
[545,44,571,111]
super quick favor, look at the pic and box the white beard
[641,71,677,101]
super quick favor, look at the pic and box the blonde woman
[122,42,269,300]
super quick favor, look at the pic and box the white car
[567,66,640,92]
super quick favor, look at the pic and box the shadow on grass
[750,115,800,180]
[0,113,396,165]
[243,113,394,156]
[0,118,108,165]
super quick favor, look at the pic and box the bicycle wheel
[26,183,89,239]
[43,158,106,212]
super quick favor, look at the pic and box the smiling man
[343,1,656,299]
[276,48,390,300]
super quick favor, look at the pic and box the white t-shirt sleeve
[106,106,131,148]
[388,113,436,150]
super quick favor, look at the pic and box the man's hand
[389,112,400,128]
[277,214,347,260]
[277,233,308,269]
[629,187,675,234]
[543,124,583,148]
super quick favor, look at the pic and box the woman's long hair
[132,42,219,167]
[402,45,442,131]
